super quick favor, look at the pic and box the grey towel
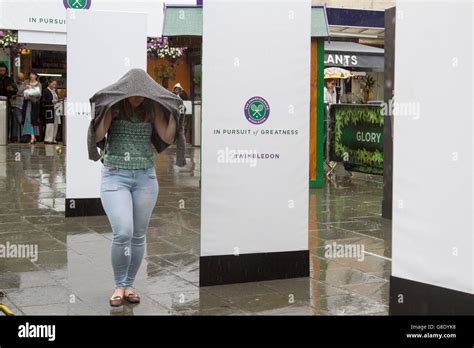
[87,68,186,167]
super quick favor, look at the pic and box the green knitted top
[103,101,154,169]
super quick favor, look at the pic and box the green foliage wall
[331,105,384,175]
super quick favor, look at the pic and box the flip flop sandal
[109,295,124,307]
[124,292,140,304]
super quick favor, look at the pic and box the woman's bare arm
[154,104,176,145]
[95,108,113,142]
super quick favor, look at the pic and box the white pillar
[200,0,311,285]
[391,0,474,314]
[66,9,147,217]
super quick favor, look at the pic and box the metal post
[0,96,8,145]
[192,100,201,147]
[324,103,330,163]
[382,7,396,220]
[62,99,67,146]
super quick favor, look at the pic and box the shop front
[0,0,194,79]
[324,40,385,174]
[324,40,384,103]
[0,0,195,143]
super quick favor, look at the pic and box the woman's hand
[95,109,113,142]
[154,103,176,145]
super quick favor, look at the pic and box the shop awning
[326,7,385,39]
[312,5,330,37]
[163,5,329,38]
[162,6,203,37]
[324,41,384,70]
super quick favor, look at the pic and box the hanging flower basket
[147,37,185,61]
[0,30,25,56]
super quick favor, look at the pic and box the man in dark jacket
[0,63,18,143]
[0,63,16,98]
[10,72,25,142]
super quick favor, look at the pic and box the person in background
[21,71,42,145]
[38,76,49,141]
[0,63,16,98]
[172,82,189,101]
[0,63,17,143]
[172,83,191,143]
[324,78,337,105]
[323,78,337,164]
[55,89,66,142]
[10,72,25,142]
[43,79,60,144]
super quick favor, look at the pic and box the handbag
[45,109,54,121]
[24,85,41,102]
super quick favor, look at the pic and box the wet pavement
[0,143,390,315]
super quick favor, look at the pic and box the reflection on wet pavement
[0,144,390,315]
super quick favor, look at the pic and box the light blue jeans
[100,165,158,289]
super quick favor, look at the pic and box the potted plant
[153,62,175,89]
[361,75,377,103]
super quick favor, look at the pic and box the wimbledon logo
[244,96,270,125]
[63,0,91,9]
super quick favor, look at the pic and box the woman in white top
[324,78,337,105]
[21,71,42,144]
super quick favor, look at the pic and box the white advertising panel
[201,0,311,256]
[0,0,192,37]
[66,9,146,199]
[393,0,473,294]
